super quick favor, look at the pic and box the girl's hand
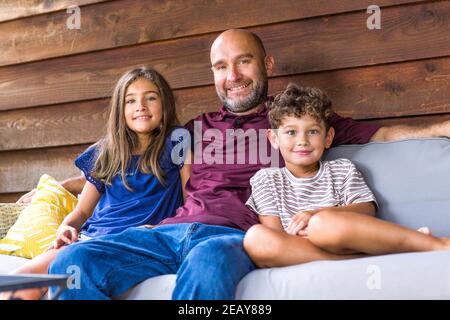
[53,225,78,249]
[286,210,318,236]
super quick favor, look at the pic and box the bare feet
[417,226,432,235]
[437,237,450,251]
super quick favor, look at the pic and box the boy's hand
[53,225,78,249]
[286,210,318,236]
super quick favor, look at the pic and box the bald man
[47,29,450,300]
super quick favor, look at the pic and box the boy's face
[268,114,335,169]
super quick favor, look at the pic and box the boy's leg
[48,225,188,300]
[306,209,450,255]
[173,224,256,299]
[244,224,358,268]
[0,248,63,300]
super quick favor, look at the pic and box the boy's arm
[259,215,284,231]
[288,202,376,236]
[323,202,376,216]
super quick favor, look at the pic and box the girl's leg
[306,209,450,255]
[243,224,360,268]
[0,248,63,300]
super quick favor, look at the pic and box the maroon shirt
[160,102,380,231]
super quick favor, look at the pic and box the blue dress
[74,127,189,238]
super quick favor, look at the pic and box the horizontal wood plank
[0,193,24,203]
[2,56,450,151]
[0,145,88,193]
[1,1,449,111]
[0,99,109,151]
[2,112,449,194]
[0,0,425,67]
[0,0,110,23]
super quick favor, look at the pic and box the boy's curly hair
[268,83,333,130]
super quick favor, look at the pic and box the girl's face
[124,78,163,137]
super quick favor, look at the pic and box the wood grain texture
[0,0,110,23]
[1,1,449,111]
[0,193,24,203]
[0,145,88,193]
[0,0,425,66]
[2,56,450,151]
[0,99,109,151]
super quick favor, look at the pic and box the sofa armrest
[0,203,28,239]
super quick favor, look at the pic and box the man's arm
[16,175,86,204]
[370,119,450,142]
[60,175,87,197]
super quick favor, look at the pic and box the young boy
[243,83,450,268]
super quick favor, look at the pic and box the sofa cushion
[119,275,176,300]
[236,251,450,299]
[0,174,78,259]
[0,254,29,274]
[323,138,450,236]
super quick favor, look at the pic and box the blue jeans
[48,223,256,299]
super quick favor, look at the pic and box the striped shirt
[245,159,377,230]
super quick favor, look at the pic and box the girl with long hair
[3,66,191,300]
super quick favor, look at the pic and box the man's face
[210,34,270,113]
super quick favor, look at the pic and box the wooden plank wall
[1,0,450,202]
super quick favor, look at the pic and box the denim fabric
[48,223,256,300]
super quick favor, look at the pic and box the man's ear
[267,128,280,149]
[325,127,335,149]
[264,55,275,77]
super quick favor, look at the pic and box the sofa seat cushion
[236,251,450,299]
[119,275,176,300]
[0,254,29,274]
[323,138,450,235]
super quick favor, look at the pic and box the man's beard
[218,78,268,113]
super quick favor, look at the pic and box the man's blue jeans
[48,223,256,299]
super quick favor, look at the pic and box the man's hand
[16,189,37,204]
[286,210,318,236]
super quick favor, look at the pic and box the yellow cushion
[0,174,78,259]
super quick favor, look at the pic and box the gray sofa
[1,138,450,299]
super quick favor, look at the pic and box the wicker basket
[0,203,28,239]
